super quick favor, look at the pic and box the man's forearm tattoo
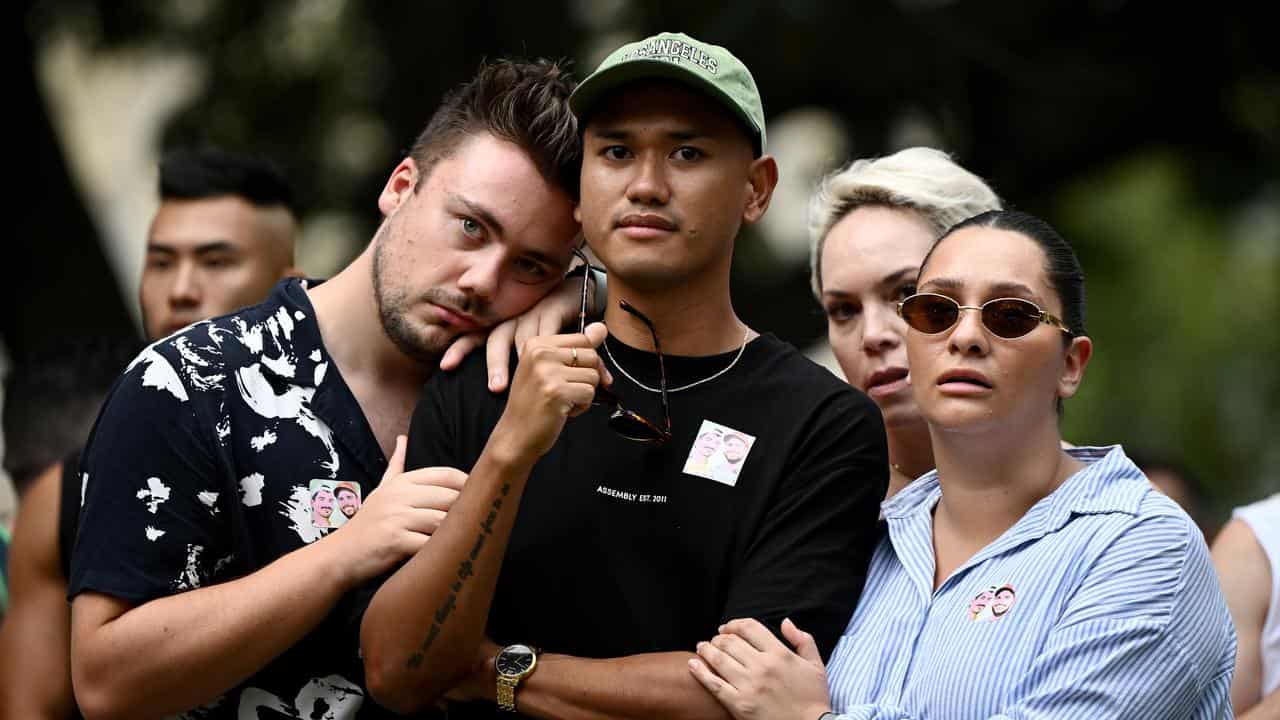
[406,481,512,669]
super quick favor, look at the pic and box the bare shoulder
[1212,518,1271,617]
[1213,518,1269,570]
[8,462,65,577]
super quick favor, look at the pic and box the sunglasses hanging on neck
[574,247,672,445]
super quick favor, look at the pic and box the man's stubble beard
[370,222,483,365]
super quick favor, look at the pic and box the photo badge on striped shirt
[967,584,1017,622]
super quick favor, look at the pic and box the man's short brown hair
[409,58,580,199]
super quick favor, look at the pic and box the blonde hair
[808,147,1002,297]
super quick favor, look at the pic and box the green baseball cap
[569,32,766,155]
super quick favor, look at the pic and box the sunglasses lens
[901,295,958,334]
[982,299,1041,338]
[609,409,669,444]
[592,386,619,407]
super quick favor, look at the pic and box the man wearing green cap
[361,32,887,719]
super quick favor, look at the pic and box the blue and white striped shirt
[825,445,1235,719]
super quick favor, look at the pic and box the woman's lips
[936,368,994,396]
[866,367,910,399]
[868,376,910,399]
[937,381,992,397]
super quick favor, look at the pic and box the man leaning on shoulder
[65,59,591,720]
[361,32,888,720]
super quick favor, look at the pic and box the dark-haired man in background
[0,147,299,720]
[65,59,586,720]
[141,146,301,340]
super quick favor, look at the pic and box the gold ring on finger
[570,348,579,367]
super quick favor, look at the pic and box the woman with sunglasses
[689,210,1235,719]
[811,148,1001,499]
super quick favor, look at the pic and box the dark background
[12,0,1279,522]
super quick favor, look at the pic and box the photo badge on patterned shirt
[967,584,1017,623]
[682,419,757,487]
[308,479,363,529]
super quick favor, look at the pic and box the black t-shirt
[55,449,87,716]
[406,333,887,719]
[58,447,82,581]
[69,279,403,719]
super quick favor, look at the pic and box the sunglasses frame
[896,292,1073,339]
[575,248,672,445]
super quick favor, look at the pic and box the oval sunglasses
[897,292,1073,339]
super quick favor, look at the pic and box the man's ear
[742,155,779,225]
[377,157,421,217]
[1057,335,1093,400]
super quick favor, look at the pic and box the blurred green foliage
[1058,151,1279,522]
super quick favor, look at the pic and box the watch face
[497,644,536,676]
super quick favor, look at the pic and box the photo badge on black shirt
[681,419,757,486]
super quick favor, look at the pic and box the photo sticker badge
[968,584,1017,623]
[308,479,362,529]
[682,420,756,487]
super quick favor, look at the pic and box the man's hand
[68,435,466,720]
[440,274,587,392]
[689,618,832,720]
[361,325,612,714]
[489,322,609,464]
[330,435,466,588]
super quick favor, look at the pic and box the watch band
[496,675,519,712]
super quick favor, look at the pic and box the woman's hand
[689,618,833,720]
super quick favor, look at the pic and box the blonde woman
[811,148,1000,498]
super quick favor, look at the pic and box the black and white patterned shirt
[70,278,403,719]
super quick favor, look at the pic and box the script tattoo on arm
[406,482,512,669]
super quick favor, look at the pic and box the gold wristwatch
[495,643,538,712]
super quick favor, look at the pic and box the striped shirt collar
[882,446,1148,568]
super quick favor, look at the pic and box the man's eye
[672,147,703,161]
[461,217,483,238]
[895,283,917,302]
[513,257,551,283]
[203,256,235,269]
[602,146,631,161]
